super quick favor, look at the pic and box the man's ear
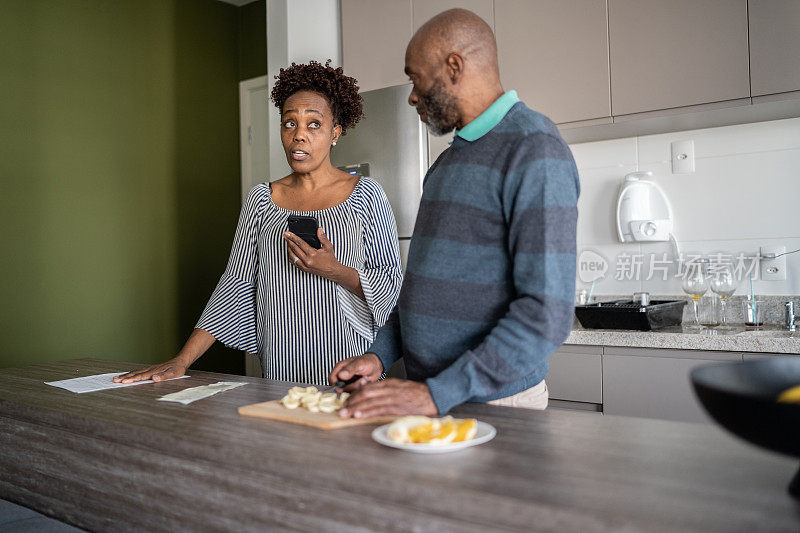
[445,53,464,85]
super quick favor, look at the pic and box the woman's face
[280,90,341,174]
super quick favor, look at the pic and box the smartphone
[287,215,321,249]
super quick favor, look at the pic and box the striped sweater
[368,100,580,414]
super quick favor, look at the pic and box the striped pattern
[369,102,580,414]
[197,177,403,385]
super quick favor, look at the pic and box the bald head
[408,8,500,78]
[404,8,505,134]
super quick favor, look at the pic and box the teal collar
[455,90,519,142]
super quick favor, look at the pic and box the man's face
[405,45,459,136]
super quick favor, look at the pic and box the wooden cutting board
[238,400,397,429]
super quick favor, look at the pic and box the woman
[115,61,403,386]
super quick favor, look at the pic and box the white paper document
[45,372,189,394]
[157,381,247,405]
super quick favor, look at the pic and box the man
[331,8,579,418]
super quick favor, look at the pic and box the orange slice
[454,419,478,442]
[429,421,458,445]
[408,422,437,443]
[394,417,479,444]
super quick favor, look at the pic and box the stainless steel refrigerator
[330,84,432,269]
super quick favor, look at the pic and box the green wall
[238,0,267,81]
[0,0,263,373]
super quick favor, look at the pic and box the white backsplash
[569,116,800,297]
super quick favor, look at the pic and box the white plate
[371,421,496,454]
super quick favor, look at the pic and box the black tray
[574,299,687,331]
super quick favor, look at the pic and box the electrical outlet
[671,140,695,174]
[760,246,786,281]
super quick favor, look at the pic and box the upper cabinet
[608,0,750,116]
[341,0,413,93]
[412,0,494,31]
[341,1,800,140]
[748,0,800,98]
[495,0,611,124]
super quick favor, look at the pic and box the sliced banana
[281,398,300,409]
[279,386,349,414]
[301,396,321,409]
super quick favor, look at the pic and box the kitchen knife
[323,375,361,393]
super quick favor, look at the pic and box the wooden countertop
[2,358,799,532]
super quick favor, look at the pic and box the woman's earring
[332,141,337,146]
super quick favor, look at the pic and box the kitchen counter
[2,358,799,532]
[566,326,800,354]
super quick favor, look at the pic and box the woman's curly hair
[270,60,364,136]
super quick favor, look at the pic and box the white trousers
[488,380,548,410]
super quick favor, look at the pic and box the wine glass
[709,263,736,332]
[682,263,708,331]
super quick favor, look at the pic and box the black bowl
[691,357,800,497]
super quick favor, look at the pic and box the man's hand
[328,353,383,392]
[339,379,438,419]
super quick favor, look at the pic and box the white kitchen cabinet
[341,0,413,92]
[340,0,800,141]
[602,347,742,423]
[608,0,750,116]
[748,0,800,98]
[495,0,611,124]
[547,345,603,405]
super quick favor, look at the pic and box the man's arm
[328,306,403,393]
[365,306,403,372]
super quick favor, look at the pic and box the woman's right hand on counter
[113,329,215,384]
[113,357,190,384]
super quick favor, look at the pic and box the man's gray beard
[421,81,458,136]
[425,121,454,137]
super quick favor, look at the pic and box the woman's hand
[284,227,341,280]
[113,357,189,384]
[285,228,365,298]
[113,329,214,384]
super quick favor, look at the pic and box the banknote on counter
[158,381,247,405]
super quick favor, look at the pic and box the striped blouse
[196,177,403,385]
